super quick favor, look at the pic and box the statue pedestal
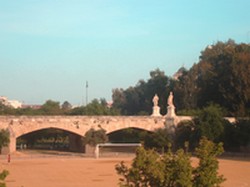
[165,106,177,134]
[151,106,162,117]
[166,105,176,118]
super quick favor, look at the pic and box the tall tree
[40,100,62,115]
[193,104,226,143]
[193,137,225,187]
[61,101,72,111]
[174,65,199,110]
[112,68,173,115]
[174,40,250,116]
[197,40,250,116]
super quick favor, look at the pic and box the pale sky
[0,0,249,105]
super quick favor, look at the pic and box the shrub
[0,170,9,187]
[116,137,225,187]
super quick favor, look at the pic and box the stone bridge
[1,115,178,154]
[0,92,191,154]
[0,93,236,154]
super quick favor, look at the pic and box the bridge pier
[69,134,84,152]
[1,136,16,155]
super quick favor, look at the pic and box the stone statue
[167,92,174,106]
[151,94,161,117]
[153,94,159,107]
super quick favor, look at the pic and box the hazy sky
[1,0,249,105]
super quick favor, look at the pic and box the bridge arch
[0,116,167,154]
[16,127,84,152]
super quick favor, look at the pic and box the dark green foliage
[175,104,226,150]
[61,101,72,112]
[197,41,250,116]
[193,104,226,143]
[0,170,9,187]
[116,138,225,187]
[144,128,171,151]
[109,128,150,143]
[0,129,10,152]
[108,127,171,152]
[83,128,108,146]
[112,40,250,116]
[175,120,195,150]
[223,119,250,152]
[0,102,15,115]
[112,68,173,115]
[234,119,250,148]
[173,64,199,111]
[116,147,165,187]
[39,100,62,115]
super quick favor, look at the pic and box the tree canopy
[113,40,250,116]
[83,128,108,146]
[116,137,225,187]
[112,68,173,115]
[174,40,250,116]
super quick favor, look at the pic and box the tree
[193,104,226,143]
[173,65,199,110]
[193,137,225,187]
[116,138,225,187]
[116,147,165,187]
[196,40,250,116]
[175,120,195,150]
[0,170,9,187]
[0,102,15,115]
[223,119,250,152]
[108,128,150,143]
[144,128,171,151]
[112,68,173,115]
[83,128,108,146]
[40,100,62,115]
[83,98,119,115]
[61,101,72,112]
[0,129,10,153]
[173,40,250,116]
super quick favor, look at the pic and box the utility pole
[86,81,88,106]
[247,31,250,44]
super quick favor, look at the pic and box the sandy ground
[1,154,250,187]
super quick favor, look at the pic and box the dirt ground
[1,154,250,187]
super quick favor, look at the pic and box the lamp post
[86,81,88,106]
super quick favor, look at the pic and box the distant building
[0,96,22,109]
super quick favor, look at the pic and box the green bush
[116,137,225,187]
[83,128,108,146]
[0,170,9,187]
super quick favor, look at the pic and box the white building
[0,96,22,109]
